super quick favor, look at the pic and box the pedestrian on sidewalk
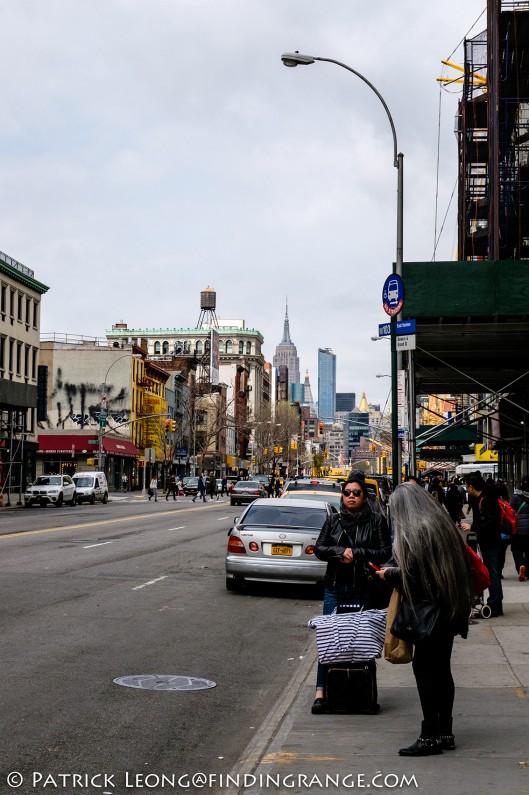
[208,471,216,500]
[311,473,391,715]
[192,475,207,503]
[149,475,158,502]
[461,472,503,616]
[166,473,177,501]
[510,476,529,581]
[377,482,472,756]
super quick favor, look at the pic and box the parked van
[72,471,109,504]
[455,463,498,479]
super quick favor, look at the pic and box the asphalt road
[0,495,322,794]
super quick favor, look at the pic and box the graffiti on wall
[38,368,131,434]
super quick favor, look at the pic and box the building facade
[273,303,300,390]
[0,251,49,499]
[318,348,336,422]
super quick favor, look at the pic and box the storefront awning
[38,433,138,458]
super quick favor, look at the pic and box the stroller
[466,532,492,619]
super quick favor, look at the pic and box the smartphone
[368,561,381,571]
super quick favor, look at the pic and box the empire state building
[273,302,300,386]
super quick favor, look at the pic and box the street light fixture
[98,353,142,471]
[281,51,403,488]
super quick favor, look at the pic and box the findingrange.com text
[6,771,419,791]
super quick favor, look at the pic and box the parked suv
[24,475,77,508]
[72,471,109,505]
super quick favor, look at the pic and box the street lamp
[281,51,403,489]
[98,353,141,471]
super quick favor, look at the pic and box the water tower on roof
[197,286,219,328]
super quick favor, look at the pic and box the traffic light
[165,419,171,432]
[319,422,324,434]
[170,420,177,432]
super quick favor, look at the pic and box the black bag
[148,488,154,497]
[364,566,392,609]
[390,597,441,643]
[325,660,379,714]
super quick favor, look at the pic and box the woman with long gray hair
[376,482,472,756]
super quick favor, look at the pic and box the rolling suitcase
[325,659,379,714]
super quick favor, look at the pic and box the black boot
[438,716,455,751]
[398,721,442,756]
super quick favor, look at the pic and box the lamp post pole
[98,353,138,472]
[281,52,404,488]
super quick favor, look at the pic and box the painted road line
[217,516,230,521]
[132,575,168,591]
[83,541,114,549]
[167,526,186,531]
[0,502,232,541]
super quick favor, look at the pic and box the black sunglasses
[343,488,363,497]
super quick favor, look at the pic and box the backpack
[479,496,518,537]
[499,498,518,535]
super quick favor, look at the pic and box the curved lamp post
[98,353,141,471]
[281,51,405,487]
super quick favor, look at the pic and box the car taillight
[253,490,261,495]
[228,536,246,554]
[249,541,259,552]
[305,545,315,555]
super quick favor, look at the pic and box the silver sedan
[229,480,267,506]
[225,497,336,590]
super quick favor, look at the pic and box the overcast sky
[1,0,486,409]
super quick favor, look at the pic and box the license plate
[271,544,292,556]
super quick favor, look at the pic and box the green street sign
[99,416,107,428]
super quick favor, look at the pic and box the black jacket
[472,492,502,549]
[384,560,469,639]
[314,507,391,589]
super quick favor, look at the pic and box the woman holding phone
[311,473,391,714]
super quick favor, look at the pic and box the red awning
[38,433,138,458]
[102,437,138,458]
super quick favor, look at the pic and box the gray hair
[389,482,471,620]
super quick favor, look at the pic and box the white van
[73,471,109,505]
[455,463,498,479]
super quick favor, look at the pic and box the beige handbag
[384,589,413,664]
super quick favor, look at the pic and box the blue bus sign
[378,319,416,338]
[382,274,404,316]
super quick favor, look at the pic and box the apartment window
[225,340,233,354]
[31,348,37,379]
[246,341,251,354]
[26,296,31,327]
[17,293,23,321]
[16,341,22,375]
[154,341,160,354]
[0,336,5,374]
[24,345,29,379]
[218,339,224,353]
[8,339,14,373]
[238,340,244,354]
[33,301,38,328]
[0,283,6,316]
[162,341,169,354]
[195,340,203,355]
[10,289,15,319]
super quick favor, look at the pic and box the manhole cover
[113,675,216,691]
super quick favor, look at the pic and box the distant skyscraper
[303,370,315,414]
[273,301,300,389]
[318,348,336,422]
[336,393,356,413]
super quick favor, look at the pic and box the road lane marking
[83,541,114,549]
[0,502,230,540]
[132,575,168,590]
[217,516,229,520]
[167,526,186,531]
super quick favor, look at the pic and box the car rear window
[285,481,341,492]
[240,504,327,529]
[235,481,260,488]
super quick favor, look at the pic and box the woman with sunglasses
[311,473,391,714]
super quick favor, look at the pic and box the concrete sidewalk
[235,568,529,795]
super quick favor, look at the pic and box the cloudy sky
[1,0,485,408]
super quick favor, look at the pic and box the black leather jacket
[314,507,391,589]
